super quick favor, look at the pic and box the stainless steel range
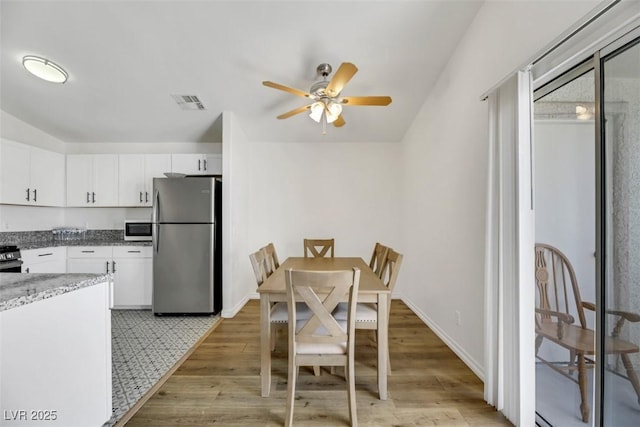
[0,245,23,272]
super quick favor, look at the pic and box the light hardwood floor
[123,300,512,426]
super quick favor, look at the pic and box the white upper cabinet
[171,153,221,175]
[67,154,119,207]
[0,139,65,207]
[118,154,171,206]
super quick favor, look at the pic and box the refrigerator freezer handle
[152,189,160,253]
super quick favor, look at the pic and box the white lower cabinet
[1,280,112,427]
[67,246,152,308]
[112,246,152,308]
[21,247,67,273]
[67,246,113,274]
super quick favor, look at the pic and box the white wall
[247,141,402,261]
[1,110,65,152]
[221,111,253,317]
[399,0,601,378]
[223,109,402,318]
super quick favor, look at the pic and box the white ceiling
[0,0,482,144]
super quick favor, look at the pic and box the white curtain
[484,70,535,427]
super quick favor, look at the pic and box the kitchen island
[0,273,112,427]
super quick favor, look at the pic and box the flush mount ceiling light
[22,55,68,84]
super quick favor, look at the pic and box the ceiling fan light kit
[263,62,392,134]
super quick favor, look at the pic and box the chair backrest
[369,242,389,278]
[534,243,587,329]
[249,248,269,286]
[285,268,360,351]
[303,238,335,258]
[261,242,280,277]
[380,249,403,317]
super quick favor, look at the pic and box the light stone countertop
[0,229,152,250]
[0,272,112,312]
[15,239,152,250]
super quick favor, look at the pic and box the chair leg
[285,360,297,427]
[620,353,640,406]
[346,359,357,426]
[577,353,590,423]
[535,335,543,355]
[270,325,277,351]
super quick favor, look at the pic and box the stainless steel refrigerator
[152,177,222,315]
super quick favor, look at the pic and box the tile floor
[104,310,220,426]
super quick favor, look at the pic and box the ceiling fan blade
[333,115,346,127]
[276,104,311,119]
[263,81,311,98]
[340,96,392,106]
[325,62,358,97]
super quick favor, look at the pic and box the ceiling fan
[263,62,392,133]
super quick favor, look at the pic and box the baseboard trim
[221,294,251,318]
[400,296,485,381]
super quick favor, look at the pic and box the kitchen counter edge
[4,239,152,250]
[0,272,112,312]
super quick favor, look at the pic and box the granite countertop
[16,239,152,250]
[0,229,152,250]
[0,272,112,312]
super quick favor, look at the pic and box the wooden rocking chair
[534,243,640,422]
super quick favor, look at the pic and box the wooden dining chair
[335,248,403,373]
[303,238,335,258]
[535,243,640,423]
[284,267,361,427]
[369,242,389,278]
[250,248,310,351]
[261,242,280,277]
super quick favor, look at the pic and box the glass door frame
[595,29,640,426]
[533,58,597,427]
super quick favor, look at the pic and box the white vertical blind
[484,70,535,426]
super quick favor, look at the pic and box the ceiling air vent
[171,94,206,110]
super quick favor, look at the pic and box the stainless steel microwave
[124,220,152,241]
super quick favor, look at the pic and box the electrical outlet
[455,310,462,326]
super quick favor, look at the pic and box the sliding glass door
[533,64,597,427]
[600,37,640,427]
[533,33,640,427]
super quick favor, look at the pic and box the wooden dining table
[257,256,390,400]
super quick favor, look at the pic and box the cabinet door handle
[26,188,30,201]
[203,159,207,171]
[112,261,116,273]
[127,250,141,253]
[25,267,30,273]
[140,191,143,203]
[87,192,90,203]
[33,188,37,202]
[145,192,149,203]
[106,261,110,273]
[198,159,201,171]
[38,253,53,257]
[92,192,96,203]
[81,250,95,253]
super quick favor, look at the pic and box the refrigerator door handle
[152,189,160,253]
